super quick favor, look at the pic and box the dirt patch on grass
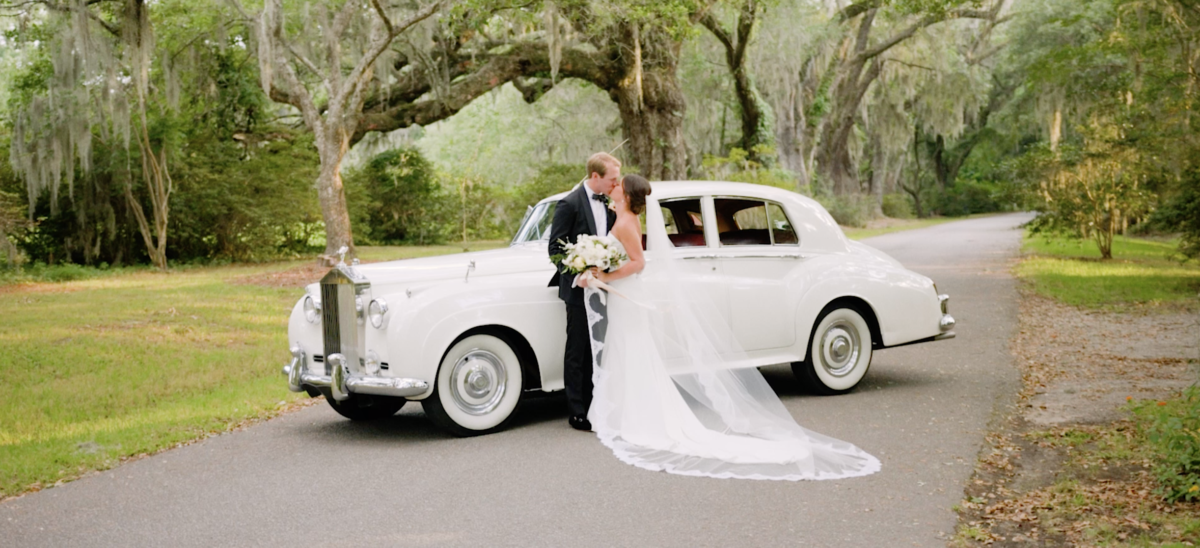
[1016,294,1197,426]
[951,292,1200,546]
[0,282,87,295]
[227,262,332,289]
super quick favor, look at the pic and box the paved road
[1,213,1033,547]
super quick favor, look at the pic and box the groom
[548,152,620,431]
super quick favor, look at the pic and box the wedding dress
[583,210,881,481]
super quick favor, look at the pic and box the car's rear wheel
[793,306,873,395]
[423,333,524,437]
[326,394,406,421]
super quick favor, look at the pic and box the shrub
[170,131,323,261]
[442,174,509,242]
[699,147,805,193]
[345,147,455,245]
[819,194,871,228]
[881,193,914,219]
[1137,386,1200,502]
[1147,180,1200,260]
[937,179,1006,217]
[501,164,581,236]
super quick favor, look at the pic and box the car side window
[715,198,799,246]
[658,197,707,247]
[766,202,799,245]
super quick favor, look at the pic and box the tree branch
[335,1,442,117]
[699,13,735,67]
[854,8,878,55]
[733,0,756,69]
[28,0,121,36]
[353,41,610,144]
[836,0,882,23]
[855,3,1003,62]
[370,0,394,35]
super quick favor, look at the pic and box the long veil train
[583,202,881,481]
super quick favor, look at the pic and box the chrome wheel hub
[820,322,860,377]
[449,350,507,415]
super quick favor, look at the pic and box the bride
[578,174,881,481]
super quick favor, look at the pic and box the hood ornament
[337,246,349,265]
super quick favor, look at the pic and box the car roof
[534,180,848,253]
[538,180,817,207]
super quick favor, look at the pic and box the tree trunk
[610,25,688,181]
[817,111,860,195]
[731,65,772,164]
[776,93,807,186]
[315,127,355,263]
[868,132,887,217]
[701,4,774,165]
[815,54,880,196]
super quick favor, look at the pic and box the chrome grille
[320,283,341,375]
[319,264,370,378]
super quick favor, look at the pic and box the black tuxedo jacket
[548,184,617,305]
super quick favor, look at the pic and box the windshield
[511,201,557,244]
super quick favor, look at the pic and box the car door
[654,196,729,321]
[710,197,802,351]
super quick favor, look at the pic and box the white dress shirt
[583,182,608,237]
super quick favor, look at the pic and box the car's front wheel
[793,306,873,395]
[423,333,524,437]
[326,394,406,421]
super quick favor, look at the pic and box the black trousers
[563,301,593,418]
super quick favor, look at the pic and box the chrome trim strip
[934,331,956,341]
[718,254,805,259]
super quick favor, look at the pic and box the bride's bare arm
[597,220,645,283]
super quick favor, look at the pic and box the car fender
[380,272,565,399]
[793,260,941,358]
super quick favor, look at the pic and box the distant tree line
[1,0,1198,268]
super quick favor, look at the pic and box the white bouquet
[553,234,628,275]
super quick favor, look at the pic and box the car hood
[350,243,553,294]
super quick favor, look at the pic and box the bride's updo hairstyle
[622,174,652,215]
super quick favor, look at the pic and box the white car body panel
[286,181,951,401]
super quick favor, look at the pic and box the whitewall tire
[793,306,873,395]
[423,334,524,436]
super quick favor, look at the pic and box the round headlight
[368,298,388,329]
[303,295,321,324]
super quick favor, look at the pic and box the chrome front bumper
[283,346,428,400]
[936,294,956,340]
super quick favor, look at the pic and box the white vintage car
[283,181,955,436]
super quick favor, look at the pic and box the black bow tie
[591,193,609,204]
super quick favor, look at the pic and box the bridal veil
[584,201,881,481]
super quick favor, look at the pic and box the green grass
[0,241,507,499]
[1017,234,1200,310]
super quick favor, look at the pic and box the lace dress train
[585,279,881,481]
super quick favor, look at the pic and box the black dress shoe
[569,415,592,431]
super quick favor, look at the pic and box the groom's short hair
[587,152,621,178]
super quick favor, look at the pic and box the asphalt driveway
[0,213,1034,547]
